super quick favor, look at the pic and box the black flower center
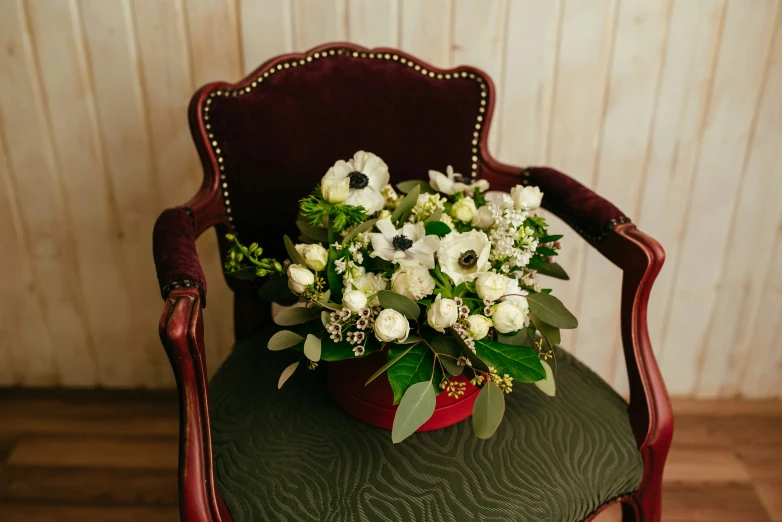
[392,234,414,251]
[452,174,467,183]
[458,249,478,269]
[348,171,369,189]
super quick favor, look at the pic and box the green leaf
[326,247,344,301]
[472,381,505,439]
[526,292,578,329]
[540,234,564,243]
[497,330,533,347]
[343,218,378,244]
[320,334,378,361]
[473,338,546,382]
[439,356,464,376]
[392,381,436,443]
[268,330,304,351]
[320,311,331,328]
[534,360,556,397]
[278,360,300,389]
[425,209,443,223]
[529,311,561,346]
[396,180,434,194]
[273,307,317,326]
[397,334,423,345]
[449,330,489,372]
[387,343,435,404]
[303,334,321,362]
[430,336,463,376]
[536,262,569,280]
[365,343,416,386]
[257,274,298,306]
[391,185,420,224]
[424,220,451,238]
[378,290,420,320]
[296,219,329,243]
[284,235,306,265]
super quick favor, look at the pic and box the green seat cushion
[209,332,643,522]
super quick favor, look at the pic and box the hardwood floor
[0,390,779,521]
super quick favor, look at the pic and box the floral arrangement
[224,151,577,442]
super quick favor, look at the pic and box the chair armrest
[153,208,208,307]
[482,162,629,244]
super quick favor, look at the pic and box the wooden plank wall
[0,0,780,397]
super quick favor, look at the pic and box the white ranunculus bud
[510,185,544,211]
[472,205,494,229]
[426,294,459,333]
[321,172,350,204]
[287,264,314,295]
[294,243,329,271]
[475,272,512,302]
[491,301,526,334]
[391,266,436,301]
[450,197,477,223]
[342,289,368,313]
[374,308,410,343]
[466,315,493,340]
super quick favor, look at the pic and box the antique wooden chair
[153,43,672,522]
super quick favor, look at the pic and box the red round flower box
[327,348,479,432]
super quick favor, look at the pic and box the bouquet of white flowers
[224,151,577,442]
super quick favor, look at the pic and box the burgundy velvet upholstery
[153,208,207,301]
[483,165,628,243]
[205,53,482,260]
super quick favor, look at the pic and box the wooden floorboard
[0,389,779,521]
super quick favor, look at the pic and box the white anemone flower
[437,230,491,285]
[322,151,389,214]
[369,219,440,268]
[428,165,489,196]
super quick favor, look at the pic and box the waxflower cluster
[224,151,577,442]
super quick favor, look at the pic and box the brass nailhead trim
[204,47,489,223]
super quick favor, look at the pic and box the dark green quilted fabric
[209,332,643,522]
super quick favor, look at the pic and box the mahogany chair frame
[155,43,673,522]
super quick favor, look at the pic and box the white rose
[510,185,544,210]
[475,272,512,302]
[466,315,493,340]
[450,197,477,223]
[391,266,436,301]
[342,289,368,313]
[287,264,314,294]
[436,230,492,286]
[294,243,328,271]
[426,294,459,333]
[321,171,350,203]
[374,308,410,343]
[491,301,526,334]
[353,272,388,306]
[472,205,494,229]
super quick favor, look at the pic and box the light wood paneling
[0,0,781,397]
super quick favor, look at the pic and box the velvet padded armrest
[523,167,629,242]
[153,208,207,306]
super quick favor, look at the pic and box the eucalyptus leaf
[387,343,436,404]
[378,290,420,320]
[273,306,317,326]
[321,311,331,328]
[473,338,546,382]
[365,343,415,386]
[257,274,298,306]
[391,185,420,224]
[392,380,436,443]
[303,334,322,362]
[426,209,443,223]
[536,262,569,280]
[284,235,306,265]
[343,218,378,244]
[472,381,505,439]
[424,220,451,238]
[296,219,329,243]
[430,336,461,357]
[449,330,489,372]
[529,311,561,346]
[439,355,464,377]
[268,330,304,351]
[534,360,556,397]
[526,292,578,329]
[277,360,300,389]
[396,179,434,194]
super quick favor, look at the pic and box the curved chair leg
[621,477,663,522]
